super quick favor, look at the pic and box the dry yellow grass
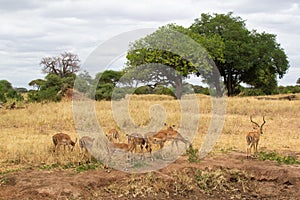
[0,94,299,172]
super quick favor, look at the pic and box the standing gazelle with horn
[246,116,266,158]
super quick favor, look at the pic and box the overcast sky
[0,0,299,88]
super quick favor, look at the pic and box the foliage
[239,87,266,96]
[191,12,289,96]
[93,70,123,100]
[191,85,210,95]
[258,151,300,165]
[6,89,24,101]
[125,23,225,99]
[297,78,300,85]
[15,88,28,93]
[95,83,114,100]
[28,74,75,102]
[277,85,300,94]
[186,144,201,163]
[96,70,123,86]
[40,52,80,78]
[0,80,24,103]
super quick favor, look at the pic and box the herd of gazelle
[52,124,191,161]
[52,116,266,161]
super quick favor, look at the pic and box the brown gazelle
[106,141,133,163]
[126,133,152,160]
[246,116,266,158]
[145,124,190,159]
[106,128,120,142]
[52,133,78,152]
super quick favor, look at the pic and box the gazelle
[145,124,190,159]
[164,125,190,150]
[106,141,133,163]
[126,133,152,160]
[79,136,95,162]
[246,116,266,158]
[106,128,120,142]
[52,133,78,152]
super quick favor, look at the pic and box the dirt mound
[1,152,299,200]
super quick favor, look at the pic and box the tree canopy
[125,24,225,99]
[190,12,289,95]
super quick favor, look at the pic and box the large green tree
[190,12,289,96]
[125,24,224,99]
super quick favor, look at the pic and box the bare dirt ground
[1,152,299,200]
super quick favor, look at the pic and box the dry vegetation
[0,94,299,173]
[1,94,300,199]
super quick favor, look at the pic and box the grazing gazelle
[126,133,152,160]
[105,141,133,163]
[52,133,77,152]
[79,136,95,162]
[164,124,190,150]
[246,116,266,158]
[145,124,190,159]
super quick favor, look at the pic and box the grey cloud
[0,0,43,11]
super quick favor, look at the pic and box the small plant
[258,151,300,165]
[186,144,201,163]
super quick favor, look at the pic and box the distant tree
[94,70,123,100]
[28,79,45,90]
[297,78,300,85]
[28,72,76,102]
[15,87,28,93]
[0,80,13,93]
[40,52,80,78]
[74,70,93,93]
[0,80,23,102]
[96,70,123,86]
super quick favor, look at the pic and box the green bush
[191,85,210,95]
[95,83,114,100]
[6,89,24,101]
[134,85,153,95]
[258,151,300,165]
[153,85,175,97]
[239,88,265,96]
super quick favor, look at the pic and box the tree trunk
[175,75,183,99]
[227,70,233,96]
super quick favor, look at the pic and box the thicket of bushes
[1,72,299,104]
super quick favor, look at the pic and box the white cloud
[0,0,299,88]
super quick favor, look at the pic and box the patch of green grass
[76,161,103,173]
[258,151,300,165]
[0,176,11,186]
[186,145,201,163]
[39,160,104,172]
[39,163,60,170]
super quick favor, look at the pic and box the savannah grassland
[0,94,299,173]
